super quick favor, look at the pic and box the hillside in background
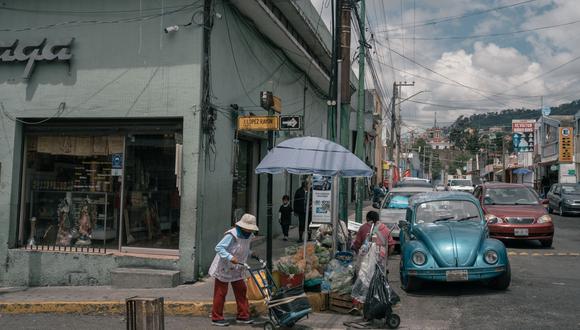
[448,99,580,130]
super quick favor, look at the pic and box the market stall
[255,136,372,296]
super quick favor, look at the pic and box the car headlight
[485,214,503,224]
[564,198,573,204]
[537,214,552,224]
[484,250,499,264]
[412,251,427,266]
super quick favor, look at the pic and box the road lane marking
[506,251,580,256]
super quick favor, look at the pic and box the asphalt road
[1,215,579,330]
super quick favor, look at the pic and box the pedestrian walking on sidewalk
[294,181,312,243]
[209,214,259,327]
[279,195,292,241]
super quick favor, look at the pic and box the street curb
[0,293,324,316]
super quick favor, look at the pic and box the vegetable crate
[329,293,353,314]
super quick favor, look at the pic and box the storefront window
[232,140,253,225]
[123,134,180,250]
[20,127,181,252]
[22,136,123,249]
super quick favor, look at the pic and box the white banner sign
[312,175,332,224]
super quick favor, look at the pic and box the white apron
[208,228,253,282]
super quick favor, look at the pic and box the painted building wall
[0,0,204,285]
[195,0,329,271]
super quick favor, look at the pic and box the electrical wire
[0,3,198,15]
[378,0,540,33]
[1,101,66,125]
[385,17,580,41]
[0,2,201,32]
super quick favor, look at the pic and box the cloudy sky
[309,0,580,131]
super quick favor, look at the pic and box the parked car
[474,183,554,247]
[398,192,510,292]
[546,183,580,216]
[378,186,434,245]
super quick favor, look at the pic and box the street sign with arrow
[279,115,302,131]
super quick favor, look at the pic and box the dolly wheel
[263,321,275,330]
[386,314,401,329]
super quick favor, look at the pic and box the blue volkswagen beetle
[399,192,510,291]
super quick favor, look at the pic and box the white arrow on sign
[282,118,298,128]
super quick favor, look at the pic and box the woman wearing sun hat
[209,213,259,327]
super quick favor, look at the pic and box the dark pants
[297,213,311,240]
[281,223,290,237]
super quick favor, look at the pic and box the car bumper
[562,204,580,214]
[404,266,507,282]
[488,223,554,241]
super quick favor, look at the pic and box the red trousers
[211,278,250,321]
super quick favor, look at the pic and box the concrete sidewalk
[0,201,374,316]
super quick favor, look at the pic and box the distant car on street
[474,183,554,247]
[546,183,580,216]
[378,186,434,245]
[446,179,474,193]
[398,191,511,292]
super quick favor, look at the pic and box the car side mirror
[541,199,549,205]
[447,183,450,186]
[372,202,381,209]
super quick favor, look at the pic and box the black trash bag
[363,265,400,320]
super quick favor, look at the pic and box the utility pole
[388,81,414,188]
[339,0,352,222]
[355,0,366,224]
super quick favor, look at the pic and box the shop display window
[20,131,181,252]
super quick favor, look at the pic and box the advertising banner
[512,119,536,152]
[559,127,574,163]
[312,175,332,224]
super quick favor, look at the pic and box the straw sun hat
[236,214,259,232]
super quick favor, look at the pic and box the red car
[474,183,554,248]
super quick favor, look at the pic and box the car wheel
[541,239,553,248]
[400,261,421,292]
[488,265,511,290]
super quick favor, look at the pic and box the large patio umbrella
[255,136,373,271]
[256,136,373,177]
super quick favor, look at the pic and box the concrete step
[110,268,180,288]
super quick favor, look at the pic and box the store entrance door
[121,134,181,252]
[231,139,257,226]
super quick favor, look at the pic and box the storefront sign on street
[237,116,279,131]
[559,127,574,163]
[0,38,74,79]
[312,175,332,224]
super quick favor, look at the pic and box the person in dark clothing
[293,181,312,243]
[278,195,292,241]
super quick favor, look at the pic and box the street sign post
[237,116,279,131]
[279,115,302,131]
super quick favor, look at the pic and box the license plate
[514,228,529,236]
[446,270,468,282]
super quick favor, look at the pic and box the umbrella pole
[302,175,312,284]
[331,176,339,256]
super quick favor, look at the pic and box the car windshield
[484,187,539,205]
[561,185,580,194]
[383,192,416,209]
[450,180,471,186]
[415,200,481,224]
